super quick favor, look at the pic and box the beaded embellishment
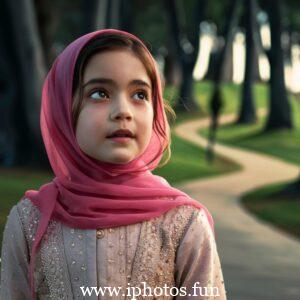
[17,198,73,299]
[128,205,196,299]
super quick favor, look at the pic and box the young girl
[0,29,227,299]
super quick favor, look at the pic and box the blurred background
[0,0,300,298]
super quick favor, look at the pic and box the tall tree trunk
[265,0,293,130]
[106,0,121,29]
[206,0,241,162]
[2,0,48,168]
[209,0,241,119]
[208,0,241,125]
[237,0,257,124]
[83,0,100,32]
[164,0,207,113]
[212,0,241,87]
[88,0,130,31]
[34,0,60,66]
[204,50,218,81]
[92,0,110,30]
[252,38,261,82]
[221,41,234,82]
[0,27,16,166]
[164,36,182,87]
[119,0,133,32]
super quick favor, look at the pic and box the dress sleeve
[174,209,227,299]
[0,204,31,299]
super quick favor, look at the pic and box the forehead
[83,50,152,87]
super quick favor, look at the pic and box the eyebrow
[82,78,152,90]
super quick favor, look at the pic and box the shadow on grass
[241,181,300,239]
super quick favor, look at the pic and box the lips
[107,129,134,138]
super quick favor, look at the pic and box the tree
[211,0,241,88]
[206,0,241,162]
[164,0,207,113]
[163,37,182,87]
[0,36,15,167]
[83,0,132,32]
[34,0,61,66]
[236,0,257,124]
[0,0,48,168]
[263,0,293,130]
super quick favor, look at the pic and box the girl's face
[75,50,154,164]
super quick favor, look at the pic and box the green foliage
[206,0,231,29]
[285,0,300,31]
[133,0,168,54]
[206,0,243,35]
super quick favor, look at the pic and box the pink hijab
[23,28,214,300]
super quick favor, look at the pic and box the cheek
[138,108,154,140]
[75,108,106,146]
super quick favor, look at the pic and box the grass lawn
[153,133,239,185]
[199,84,300,239]
[199,94,300,167]
[153,81,242,184]
[242,182,300,239]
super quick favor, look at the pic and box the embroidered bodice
[0,198,226,299]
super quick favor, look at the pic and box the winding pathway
[173,111,300,300]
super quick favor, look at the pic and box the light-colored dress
[0,198,227,299]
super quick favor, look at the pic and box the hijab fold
[23,29,214,300]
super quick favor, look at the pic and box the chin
[110,157,134,164]
[104,150,138,164]
[98,153,135,164]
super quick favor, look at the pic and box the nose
[109,95,133,121]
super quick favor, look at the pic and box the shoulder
[3,198,37,232]
[152,204,208,249]
[164,203,214,241]
[14,198,41,228]
[161,204,200,226]
[1,198,39,252]
[161,203,212,229]
[16,196,41,215]
[2,203,23,238]
[12,198,41,246]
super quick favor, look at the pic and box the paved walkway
[173,111,300,300]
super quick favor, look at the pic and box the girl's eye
[88,90,149,101]
[133,91,149,101]
[89,90,108,100]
